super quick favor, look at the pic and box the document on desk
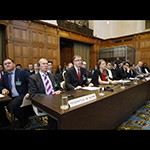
[145,77,150,81]
[82,87,100,91]
[116,80,131,83]
[0,94,4,98]
[68,93,97,108]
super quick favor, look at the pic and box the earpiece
[37,60,40,67]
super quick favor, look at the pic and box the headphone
[37,59,41,67]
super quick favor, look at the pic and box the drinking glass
[134,77,137,84]
[60,95,69,110]
[121,80,125,89]
[99,87,105,96]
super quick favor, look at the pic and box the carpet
[5,108,48,130]
[117,101,150,130]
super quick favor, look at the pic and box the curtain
[74,42,90,70]
[0,25,5,64]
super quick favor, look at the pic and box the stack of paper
[0,94,4,98]
[116,80,131,83]
[82,87,100,91]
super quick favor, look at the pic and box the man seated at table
[134,61,149,78]
[116,61,131,80]
[0,58,30,129]
[28,58,63,130]
[65,55,93,91]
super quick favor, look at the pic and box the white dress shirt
[39,71,54,94]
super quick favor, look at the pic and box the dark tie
[8,72,12,90]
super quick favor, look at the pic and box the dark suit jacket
[28,72,63,100]
[0,68,30,98]
[91,69,108,86]
[116,67,130,80]
[129,69,136,78]
[65,66,89,91]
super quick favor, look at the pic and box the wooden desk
[0,95,13,129]
[32,80,150,130]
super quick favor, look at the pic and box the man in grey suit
[28,58,63,130]
[134,61,149,78]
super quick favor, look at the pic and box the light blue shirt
[10,68,19,97]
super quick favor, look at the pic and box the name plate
[68,93,97,108]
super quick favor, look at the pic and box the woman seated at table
[91,59,118,86]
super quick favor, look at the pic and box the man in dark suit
[28,58,63,130]
[116,62,131,80]
[28,63,35,75]
[65,55,93,91]
[0,58,30,128]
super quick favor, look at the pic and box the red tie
[78,69,80,83]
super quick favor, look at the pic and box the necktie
[0,73,2,83]
[78,68,80,83]
[8,72,12,90]
[43,74,53,95]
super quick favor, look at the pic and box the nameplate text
[68,93,97,108]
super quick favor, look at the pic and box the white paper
[0,94,4,98]
[68,93,97,108]
[145,77,150,81]
[82,87,100,91]
[116,80,131,83]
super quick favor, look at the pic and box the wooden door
[60,46,73,69]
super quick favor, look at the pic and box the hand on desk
[88,83,94,87]
[2,89,10,95]
[53,90,62,95]
[74,86,82,90]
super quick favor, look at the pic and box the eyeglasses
[4,62,12,66]
[74,59,82,62]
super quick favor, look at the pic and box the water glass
[60,95,69,110]
[121,81,125,89]
[134,77,137,84]
[99,87,105,96]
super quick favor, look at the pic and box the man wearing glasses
[65,55,93,91]
[116,61,131,80]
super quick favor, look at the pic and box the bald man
[134,61,149,77]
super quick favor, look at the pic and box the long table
[32,79,150,130]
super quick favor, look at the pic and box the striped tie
[43,74,53,95]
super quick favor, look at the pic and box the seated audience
[116,62,131,80]
[47,61,54,74]
[106,62,113,80]
[134,61,149,77]
[34,63,39,74]
[16,64,22,69]
[111,63,118,79]
[28,58,63,130]
[142,63,150,74]
[115,57,122,68]
[28,63,35,75]
[56,64,63,74]
[82,61,89,78]
[0,64,5,83]
[129,64,136,78]
[65,55,93,91]
[0,58,31,128]
[62,63,73,80]
[91,59,117,86]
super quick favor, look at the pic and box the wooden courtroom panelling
[102,31,150,67]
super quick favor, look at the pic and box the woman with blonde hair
[91,59,118,86]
